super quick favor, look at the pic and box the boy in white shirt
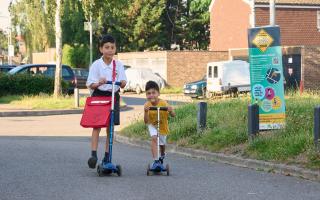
[86,35,127,169]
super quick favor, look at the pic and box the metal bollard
[74,88,79,108]
[248,104,259,141]
[314,106,320,151]
[197,102,207,134]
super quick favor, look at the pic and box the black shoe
[103,156,109,164]
[88,156,97,169]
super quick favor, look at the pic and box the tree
[10,0,211,61]
[163,0,187,49]
[185,0,211,50]
[161,0,210,50]
[54,0,62,98]
[81,0,129,53]
[62,0,88,45]
[62,0,90,68]
[122,0,167,51]
[0,30,8,53]
[10,0,55,59]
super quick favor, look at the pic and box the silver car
[122,68,165,94]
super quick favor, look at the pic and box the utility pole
[8,23,12,65]
[89,12,93,65]
[251,0,256,28]
[270,0,276,26]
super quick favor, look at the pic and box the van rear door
[207,65,221,92]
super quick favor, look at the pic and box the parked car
[122,68,165,94]
[183,76,207,98]
[206,60,250,98]
[8,64,77,94]
[0,64,16,73]
[73,68,89,89]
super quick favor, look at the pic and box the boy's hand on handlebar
[168,106,176,117]
[120,80,127,88]
[144,105,150,112]
[98,78,107,85]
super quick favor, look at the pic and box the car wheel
[201,87,207,98]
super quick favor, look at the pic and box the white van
[206,60,250,97]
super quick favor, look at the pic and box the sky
[0,0,11,32]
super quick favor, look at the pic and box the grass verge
[0,94,86,109]
[121,92,320,169]
[160,87,183,94]
[0,94,127,110]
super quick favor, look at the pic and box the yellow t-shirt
[145,99,170,135]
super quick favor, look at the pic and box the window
[208,66,212,78]
[214,66,218,78]
[38,66,49,75]
[318,10,320,31]
[62,68,72,78]
[20,67,37,75]
[42,67,55,77]
[41,66,71,78]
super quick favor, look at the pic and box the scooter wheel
[97,165,103,177]
[166,164,170,176]
[116,165,122,177]
[147,164,151,176]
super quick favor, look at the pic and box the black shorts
[91,89,120,126]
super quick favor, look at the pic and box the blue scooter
[147,106,170,176]
[97,81,122,177]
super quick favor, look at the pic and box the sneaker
[159,156,165,164]
[151,160,160,170]
[88,156,97,169]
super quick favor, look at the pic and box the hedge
[0,73,68,97]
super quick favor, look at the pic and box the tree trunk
[54,0,62,98]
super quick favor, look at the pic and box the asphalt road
[0,135,320,200]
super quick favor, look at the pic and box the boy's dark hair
[99,35,116,47]
[145,81,160,92]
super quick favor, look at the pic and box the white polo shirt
[86,58,127,91]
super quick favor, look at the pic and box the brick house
[209,0,320,51]
[209,0,320,90]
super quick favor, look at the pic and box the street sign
[84,21,98,32]
[84,22,90,31]
[248,26,286,130]
[8,45,14,57]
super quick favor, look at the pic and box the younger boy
[86,35,127,168]
[144,81,176,167]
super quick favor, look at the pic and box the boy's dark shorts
[91,89,120,125]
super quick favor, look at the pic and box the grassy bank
[121,92,320,169]
[160,87,183,94]
[0,94,86,109]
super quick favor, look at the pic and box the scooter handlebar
[149,106,168,111]
[105,81,121,86]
